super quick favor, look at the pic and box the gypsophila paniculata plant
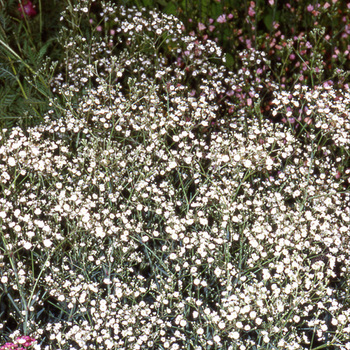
[0,1,350,349]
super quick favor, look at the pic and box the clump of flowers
[271,82,350,148]
[0,1,349,349]
[0,336,36,350]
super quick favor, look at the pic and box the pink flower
[198,22,206,31]
[18,0,37,18]
[0,343,17,350]
[216,14,226,23]
[248,7,256,17]
[1,336,36,350]
[16,336,36,347]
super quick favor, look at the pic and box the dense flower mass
[0,336,36,350]
[0,1,349,349]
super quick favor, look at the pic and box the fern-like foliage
[0,0,65,130]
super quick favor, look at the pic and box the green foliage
[0,0,65,129]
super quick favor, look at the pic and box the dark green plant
[0,0,64,130]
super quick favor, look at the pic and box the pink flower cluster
[0,336,36,350]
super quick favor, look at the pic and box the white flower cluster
[0,2,349,350]
[271,83,350,148]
